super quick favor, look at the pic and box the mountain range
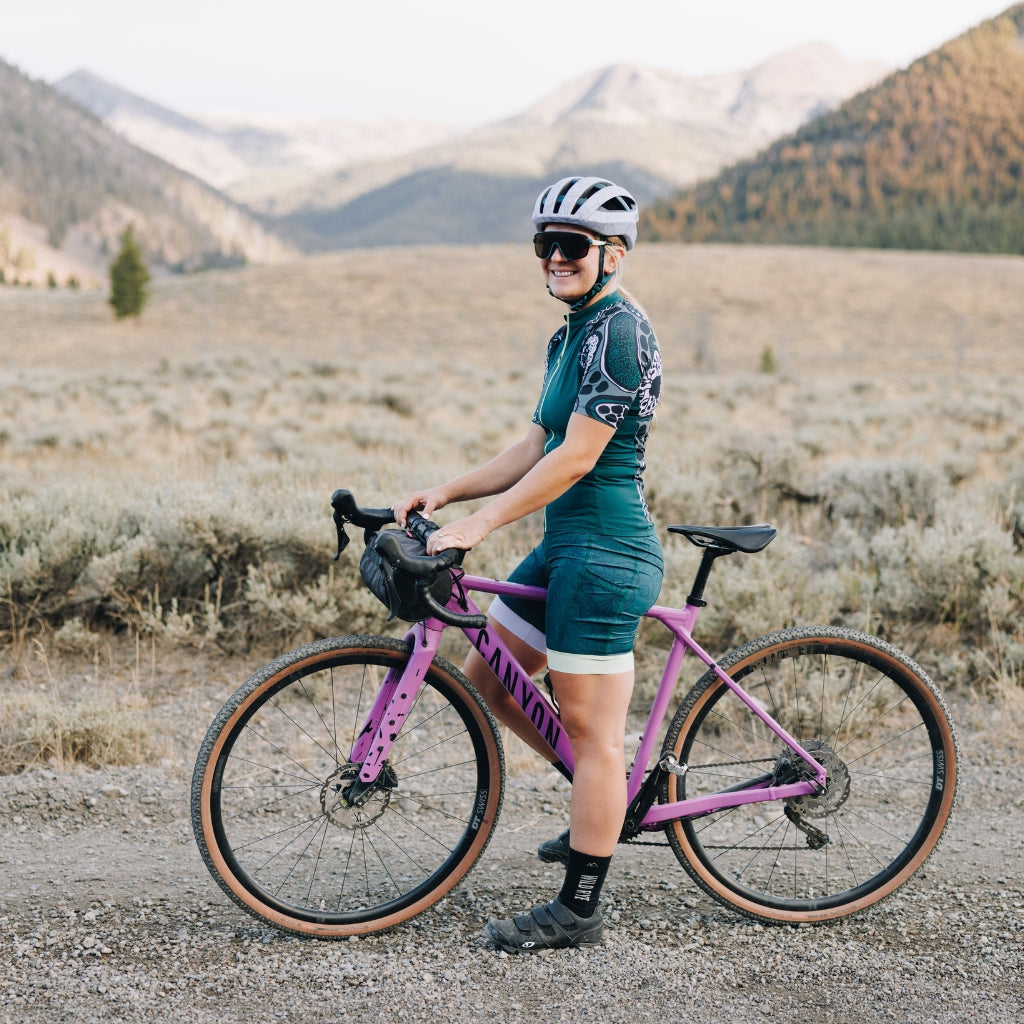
[54,44,887,252]
[3,7,1019,290]
[53,69,463,198]
[18,5,1024,287]
[0,41,889,286]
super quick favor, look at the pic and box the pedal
[659,753,689,777]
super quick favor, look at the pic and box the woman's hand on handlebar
[425,511,492,555]
[393,486,495,553]
[393,487,449,527]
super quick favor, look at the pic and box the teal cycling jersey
[532,291,662,535]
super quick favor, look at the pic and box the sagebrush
[3,244,1023,702]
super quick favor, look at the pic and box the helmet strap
[546,247,614,312]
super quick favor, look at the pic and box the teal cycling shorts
[489,532,664,675]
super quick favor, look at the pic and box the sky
[1,1,1016,125]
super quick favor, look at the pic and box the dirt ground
[3,243,1024,379]
[1,652,1022,1024]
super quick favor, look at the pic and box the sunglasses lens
[533,232,592,260]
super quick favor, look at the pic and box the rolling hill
[0,60,295,286]
[642,4,1024,254]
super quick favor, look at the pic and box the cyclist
[394,175,663,953]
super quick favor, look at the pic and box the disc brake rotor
[320,762,397,830]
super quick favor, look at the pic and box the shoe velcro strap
[535,900,576,929]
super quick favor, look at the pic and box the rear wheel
[191,635,504,937]
[660,626,958,923]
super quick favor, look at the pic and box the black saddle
[668,524,777,554]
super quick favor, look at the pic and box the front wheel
[191,635,505,938]
[659,626,958,924]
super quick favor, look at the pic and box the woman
[394,175,663,953]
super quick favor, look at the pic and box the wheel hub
[320,762,397,830]
[786,740,851,818]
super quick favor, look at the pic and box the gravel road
[2,700,1022,1024]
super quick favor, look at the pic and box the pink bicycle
[191,489,959,938]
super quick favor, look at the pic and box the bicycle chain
[690,756,776,770]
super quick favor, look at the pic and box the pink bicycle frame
[351,574,826,827]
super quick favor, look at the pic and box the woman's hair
[603,235,648,316]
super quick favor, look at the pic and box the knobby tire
[191,635,505,938]
[659,626,958,924]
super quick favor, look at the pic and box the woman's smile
[542,237,597,300]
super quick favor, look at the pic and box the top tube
[457,572,700,637]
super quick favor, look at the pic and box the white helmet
[532,176,639,249]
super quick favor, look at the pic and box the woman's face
[538,226,620,306]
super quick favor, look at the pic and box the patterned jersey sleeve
[574,308,658,429]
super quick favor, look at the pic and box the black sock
[558,847,611,919]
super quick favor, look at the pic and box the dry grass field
[2,242,1023,770]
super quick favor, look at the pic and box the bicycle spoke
[192,637,503,936]
[660,627,957,923]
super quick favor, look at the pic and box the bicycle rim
[660,626,958,924]
[191,635,504,937]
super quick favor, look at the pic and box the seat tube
[627,634,689,802]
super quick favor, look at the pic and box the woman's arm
[424,413,615,553]
[393,425,548,525]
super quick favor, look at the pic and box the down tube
[463,618,576,774]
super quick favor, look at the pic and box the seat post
[687,547,731,607]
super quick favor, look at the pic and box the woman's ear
[606,242,627,273]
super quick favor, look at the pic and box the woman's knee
[552,672,632,749]
[557,702,627,756]
[564,726,626,765]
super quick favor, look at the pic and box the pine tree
[108,225,150,319]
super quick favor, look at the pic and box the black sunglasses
[533,231,607,260]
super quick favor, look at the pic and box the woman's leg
[483,667,632,950]
[550,669,634,856]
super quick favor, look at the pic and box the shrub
[867,495,1024,638]
[0,663,154,774]
[820,459,949,532]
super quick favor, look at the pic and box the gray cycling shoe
[537,829,570,864]
[484,898,603,953]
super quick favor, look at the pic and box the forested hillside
[642,4,1024,254]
